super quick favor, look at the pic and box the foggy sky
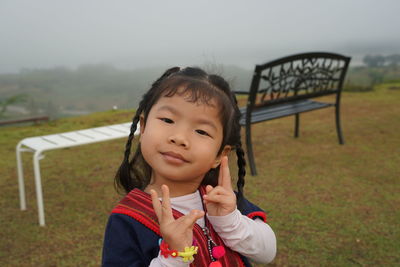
[1,0,399,73]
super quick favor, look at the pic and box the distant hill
[1,62,399,120]
[0,64,252,119]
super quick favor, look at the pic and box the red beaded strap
[159,239,199,262]
[159,239,178,258]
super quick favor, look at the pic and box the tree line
[1,56,399,119]
[363,54,400,67]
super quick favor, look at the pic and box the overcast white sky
[0,0,399,73]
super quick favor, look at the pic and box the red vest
[112,187,246,267]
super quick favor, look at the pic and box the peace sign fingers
[150,185,205,251]
[150,185,174,224]
[218,156,233,191]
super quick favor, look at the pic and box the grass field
[0,84,399,266]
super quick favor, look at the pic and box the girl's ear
[139,115,145,140]
[212,145,231,168]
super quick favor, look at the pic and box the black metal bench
[236,52,351,175]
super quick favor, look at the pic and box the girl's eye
[196,129,211,137]
[160,118,173,124]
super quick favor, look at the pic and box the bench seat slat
[20,122,138,152]
[239,100,334,125]
[21,137,59,151]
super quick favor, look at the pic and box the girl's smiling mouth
[161,151,189,164]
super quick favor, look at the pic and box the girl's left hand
[203,156,237,216]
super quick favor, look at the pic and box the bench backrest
[247,52,351,109]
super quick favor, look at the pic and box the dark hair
[115,67,247,210]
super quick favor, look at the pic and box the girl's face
[140,93,228,185]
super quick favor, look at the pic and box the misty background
[1,0,399,119]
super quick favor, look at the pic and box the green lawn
[0,84,399,266]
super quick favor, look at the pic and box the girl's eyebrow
[157,105,218,131]
[196,118,218,131]
[156,105,180,115]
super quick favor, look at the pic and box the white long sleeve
[147,191,276,266]
[149,251,192,267]
[207,209,276,264]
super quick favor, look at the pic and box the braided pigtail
[235,140,247,210]
[208,74,248,211]
[230,89,247,211]
[114,108,143,193]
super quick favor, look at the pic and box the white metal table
[16,122,139,226]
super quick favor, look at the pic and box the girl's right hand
[150,185,204,251]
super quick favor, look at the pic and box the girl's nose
[168,134,189,148]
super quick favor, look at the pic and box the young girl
[102,67,276,266]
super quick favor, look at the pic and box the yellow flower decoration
[178,246,198,262]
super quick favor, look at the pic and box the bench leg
[33,151,46,226]
[294,113,300,138]
[335,104,345,145]
[245,124,257,176]
[16,142,27,211]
